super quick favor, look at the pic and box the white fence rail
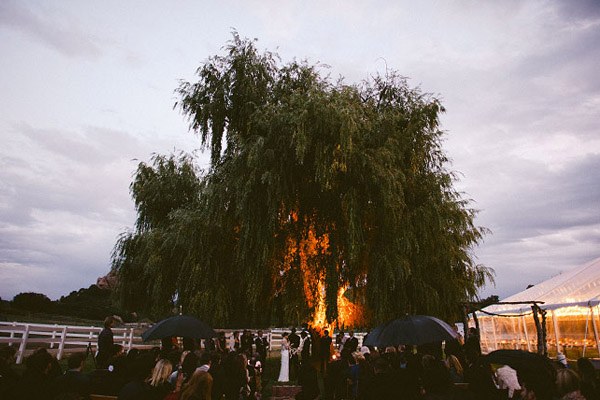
[0,321,151,364]
[0,321,366,364]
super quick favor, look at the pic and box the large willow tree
[112,33,493,327]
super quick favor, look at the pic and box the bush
[12,292,53,312]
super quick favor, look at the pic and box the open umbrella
[141,315,217,342]
[483,349,555,375]
[363,315,460,347]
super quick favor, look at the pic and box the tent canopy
[481,257,600,315]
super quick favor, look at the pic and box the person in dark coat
[254,330,269,363]
[241,330,254,357]
[16,348,56,400]
[319,330,332,374]
[296,362,319,400]
[118,353,156,400]
[577,357,600,400]
[97,316,117,369]
[463,327,481,362]
[53,352,91,398]
[300,330,312,366]
[345,331,359,353]
[289,328,301,379]
[0,345,19,398]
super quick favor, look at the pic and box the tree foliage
[12,292,53,312]
[112,33,493,326]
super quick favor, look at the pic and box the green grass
[1,310,103,326]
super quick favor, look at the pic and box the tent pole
[591,305,600,356]
[552,310,561,356]
[583,307,590,357]
[517,315,524,350]
[491,316,499,351]
[511,318,518,350]
[522,315,531,352]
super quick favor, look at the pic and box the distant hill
[1,270,133,322]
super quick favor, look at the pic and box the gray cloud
[554,0,600,20]
[473,154,600,297]
[0,122,178,299]
[0,0,102,58]
[0,0,599,304]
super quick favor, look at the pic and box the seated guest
[16,348,57,400]
[421,358,454,400]
[54,352,91,398]
[518,367,557,400]
[577,357,600,400]
[196,352,212,372]
[180,370,213,400]
[169,351,198,385]
[496,365,521,399]
[0,345,19,397]
[556,369,585,400]
[118,353,156,400]
[296,361,319,400]
[147,358,173,400]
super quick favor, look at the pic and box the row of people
[303,344,600,400]
[0,343,265,400]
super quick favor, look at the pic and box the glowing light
[283,219,366,329]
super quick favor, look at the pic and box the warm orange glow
[283,219,366,329]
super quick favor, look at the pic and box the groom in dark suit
[288,327,300,379]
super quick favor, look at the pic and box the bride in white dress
[278,332,290,382]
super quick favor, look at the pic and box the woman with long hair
[147,359,173,399]
[180,370,213,400]
[577,357,599,400]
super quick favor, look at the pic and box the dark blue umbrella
[363,315,460,347]
[141,315,217,342]
[483,350,555,374]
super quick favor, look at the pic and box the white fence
[0,321,152,364]
[0,321,366,364]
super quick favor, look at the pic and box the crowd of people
[287,327,600,400]
[1,320,600,400]
[0,317,270,400]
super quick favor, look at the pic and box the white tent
[475,257,600,358]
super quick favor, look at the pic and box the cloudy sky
[1,0,599,303]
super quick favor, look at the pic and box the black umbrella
[141,315,217,342]
[363,315,460,347]
[483,349,555,375]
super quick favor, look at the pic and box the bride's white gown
[278,337,290,382]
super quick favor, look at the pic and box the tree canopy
[112,33,493,327]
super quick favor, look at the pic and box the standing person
[241,330,254,357]
[319,330,332,374]
[229,331,241,353]
[97,316,116,369]
[254,330,269,363]
[299,330,311,366]
[464,327,481,362]
[204,336,216,353]
[336,330,345,350]
[289,328,300,379]
[345,331,359,353]
[216,332,227,354]
[278,333,290,382]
